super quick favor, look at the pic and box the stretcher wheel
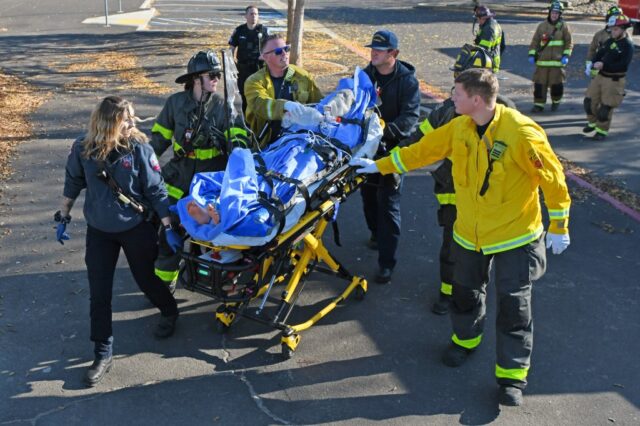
[280,333,301,359]
[354,286,366,301]
[281,343,294,360]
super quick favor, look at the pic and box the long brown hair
[82,96,148,160]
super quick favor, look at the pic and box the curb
[566,171,640,223]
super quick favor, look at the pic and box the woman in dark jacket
[55,96,182,387]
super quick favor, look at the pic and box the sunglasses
[208,72,222,80]
[263,45,291,56]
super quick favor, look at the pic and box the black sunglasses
[208,72,222,80]
[263,45,291,56]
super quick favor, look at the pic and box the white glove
[546,232,570,255]
[349,158,379,174]
[585,62,593,78]
[284,101,305,118]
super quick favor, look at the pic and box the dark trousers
[360,173,403,270]
[85,222,178,359]
[450,236,546,388]
[438,204,457,292]
[237,63,259,114]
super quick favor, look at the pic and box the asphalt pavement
[1,0,639,424]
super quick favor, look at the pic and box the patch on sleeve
[121,154,133,169]
[528,148,543,169]
[149,153,161,172]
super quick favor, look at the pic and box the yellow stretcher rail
[179,169,368,358]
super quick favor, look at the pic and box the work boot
[85,357,113,387]
[442,343,473,367]
[550,102,560,111]
[154,313,179,339]
[431,293,451,315]
[582,124,596,133]
[498,385,524,406]
[593,133,606,141]
[530,105,544,113]
[375,267,392,284]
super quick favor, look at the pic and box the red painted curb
[565,171,640,223]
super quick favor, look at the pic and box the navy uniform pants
[360,173,403,271]
[86,221,178,359]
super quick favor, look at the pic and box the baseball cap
[365,30,399,50]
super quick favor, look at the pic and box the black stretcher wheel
[355,286,366,301]
[281,343,294,360]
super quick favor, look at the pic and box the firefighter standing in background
[473,5,503,72]
[151,51,248,290]
[585,5,622,78]
[528,1,572,113]
[229,5,269,113]
[407,44,516,315]
[583,15,634,141]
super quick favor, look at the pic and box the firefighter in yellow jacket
[585,5,622,78]
[244,33,323,146]
[528,1,572,112]
[350,68,571,407]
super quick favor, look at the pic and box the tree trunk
[287,0,296,43]
[289,0,305,66]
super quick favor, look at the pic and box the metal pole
[118,0,123,13]
[104,0,110,27]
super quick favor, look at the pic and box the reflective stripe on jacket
[377,104,571,254]
[528,20,573,65]
[244,64,323,146]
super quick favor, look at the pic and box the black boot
[582,124,596,133]
[154,313,179,339]
[498,385,523,406]
[431,293,451,315]
[442,343,473,367]
[375,267,392,284]
[85,357,113,387]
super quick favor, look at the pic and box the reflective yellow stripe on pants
[452,333,482,350]
[155,268,179,283]
[496,364,529,381]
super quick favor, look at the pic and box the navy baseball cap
[365,30,399,50]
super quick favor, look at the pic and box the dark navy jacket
[364,59,420,152]
[64,137,170,233]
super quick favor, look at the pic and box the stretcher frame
[178,164,368,358]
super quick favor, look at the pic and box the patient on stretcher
[186,199,220,225]
[175,68,382,249]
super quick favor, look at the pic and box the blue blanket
[176,68,377,244]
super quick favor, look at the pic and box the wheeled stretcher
[175,68,380,357]
[178,163,368,358]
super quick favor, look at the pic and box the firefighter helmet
[548,1,563,13]
[175,50,222,84]
[605,5,622,22]
[608,14,632,29]
[451,44,493,77]
[474,5,494,19]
